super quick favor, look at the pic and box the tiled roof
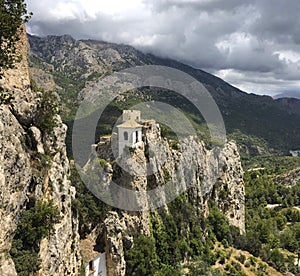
[117,119,143,129]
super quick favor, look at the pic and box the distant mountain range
[273,91,300,99]
[27,34,300,154]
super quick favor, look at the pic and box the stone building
[117,110,143,156]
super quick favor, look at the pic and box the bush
[70,166,110,238]
[10,240,41,276]
[248,256,257,266]
[170,141,179,150]
[10,200,61,275]
[224,263,232,271]
[244,261,250,268]
[0,0,31,76]
[0,88,14,104]
[155,264,181,276]
[235,253,246,264]
[207,203,232,244]
[34,90,59,134]
[125,235,159,276]
[94,158,107,168]
[231,260,242,272]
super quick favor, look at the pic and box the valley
[26,34,300,275]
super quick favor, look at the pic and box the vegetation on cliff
[123,159,300,275]
[0,0,31,77]
[10,200,61,276]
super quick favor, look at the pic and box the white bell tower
[117,110,143,156]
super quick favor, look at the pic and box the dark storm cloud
[148,0,252,13]
[25,0,300,95]
[250,0,300,44]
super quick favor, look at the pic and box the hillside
[2,26,300,275]
[27,34,300,154]
[25,34,300,275]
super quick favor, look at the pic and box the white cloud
[49,2,82,20]
[275,50,300,63]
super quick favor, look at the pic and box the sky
[25,0,300,96]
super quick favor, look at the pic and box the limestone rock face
[142,121,245,233]
[93,120,245,275]
[0,105,31,276]
[273,166,300,187]
[0,26,81,275]
[28,126,45,154]
[36,116,81,276]
[209,142,245,232]
[104,212,126,276]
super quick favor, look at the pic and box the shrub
[155,264,181,276]
[170,141,179,150]
[125,235,159,276]
[70,166,110,238]
[10,200,61,275]
[235,253,246,264]
[244,261,250,268]
[231,260,242,272]
[248,256,257,266]
[0,88,14,104]
[219,256,226,264]
[34,90,59,135]
[94,158,107,168]
[0,0,32,76]
[207,203,232,244]
[224,263,232,271]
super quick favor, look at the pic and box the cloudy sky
[25,0,300,96]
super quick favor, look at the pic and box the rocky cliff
[89,119,245,275]
[0,28,245,275]
[0,27,81,275]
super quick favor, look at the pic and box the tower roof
[117,119,143,129]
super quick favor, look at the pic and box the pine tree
[0,0,31,77]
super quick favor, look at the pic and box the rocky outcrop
[273,166,300,187]
[0,26,81,275]
[0,102,32,276]
[27,32,244,275]
[142,121,245,232]
[91,120,245,275]
[104,212,126,276]
[35,116,81,276]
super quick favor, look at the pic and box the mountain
[1,30,247,275]
[274,91,300,99]
[1,30,299,275]
[27,34,300,154]
[80,121,245,275]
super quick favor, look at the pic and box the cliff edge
[0,26,81,276]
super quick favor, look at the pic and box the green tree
[14,200,61,248]
[208,203,231,244]
[0,0,31,77]
[33,89,59,135]
[125,235,159,276]
[10,200,61,276]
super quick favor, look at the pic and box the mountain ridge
[27,33,300,153]
[274,91,300,99]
